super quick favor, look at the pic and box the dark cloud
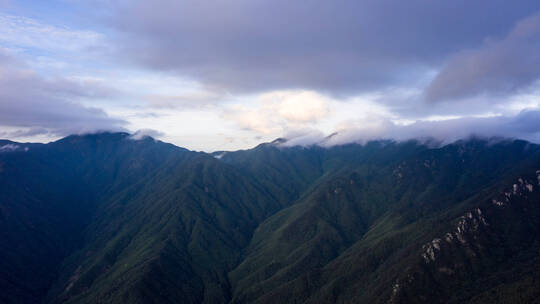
[0,49,126,137]
[99,0,540,95]
[425,12,540,102]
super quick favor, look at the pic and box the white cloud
[281,108,540,147]
[223,90,331,135]
[129,129,164,140]
[260,90,331,123]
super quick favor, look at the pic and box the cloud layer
[102,0,540,96]
[425,11,540,102]
[223,90,330,134]
[0,49,125,138]
[281,109,540,147]
[1,1,540,150]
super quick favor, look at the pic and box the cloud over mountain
[281,109,540,147]
[1,1,540,149]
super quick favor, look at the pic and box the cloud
[0,0,10,9]
[146,91,224,109]
[279,129,326,147]
[0,49,125,138]
[2,1,540,151]
[223,90,331,134]
[259,91,330,123]
[0,13,104,53]
[425,11,540,102]
[288,109,540,147]
[0,127,49,138]
[98,0,540,95]
[129,129,165,140]
[222,90,540,149]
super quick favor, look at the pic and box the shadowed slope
[1,134,540,304]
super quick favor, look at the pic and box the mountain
[1,133,540,303]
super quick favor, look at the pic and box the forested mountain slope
[1,133,539,303]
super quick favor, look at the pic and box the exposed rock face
[422,207,488,264]
[423,170,540,265]
[490,173,539,209]
[390,169,540,303]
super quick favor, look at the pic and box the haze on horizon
[1,0,540,151]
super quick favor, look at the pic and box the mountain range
[1,132,539,303]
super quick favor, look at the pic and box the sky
[1,0,540,151]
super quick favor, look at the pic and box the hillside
[1,133,539,303]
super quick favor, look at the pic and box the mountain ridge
[1,132,540,303]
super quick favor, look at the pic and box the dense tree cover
[1,133,539,303]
